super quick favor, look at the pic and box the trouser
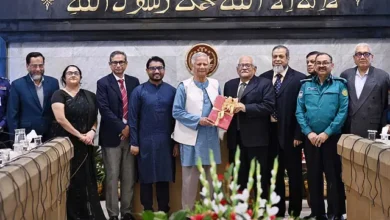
[140,182,170,212]
[102,139,136,217]
[229,131,269,199]
[305,134,346,217]
[181,165,212,210]
[269,123,303,217]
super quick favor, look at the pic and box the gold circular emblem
[185,43,219,76]
[342,89,348,97]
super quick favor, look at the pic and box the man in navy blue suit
[7,52,59,142]
[96,51,140,220]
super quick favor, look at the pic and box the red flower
[218,174,224,181]
[220,199,227,206]
[211,212,218,220]
[270,215,276,220]
[237,190,243,194]
[230,212,236,220]
[190,214,205,220]
[246,209,253,217]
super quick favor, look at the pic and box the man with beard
[97,51,140,220]
[296,53,348,220]
[7,52,59,142]
[129,56,178,213]
[260,45,306,219]
[340,43,390,138]
[224,55,275,198]
[306,51,320,78]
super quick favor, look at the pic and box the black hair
[146,56,165,68]
[26,52,45,65]
[61,65,82,86]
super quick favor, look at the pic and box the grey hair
[354,43,372,53]
[272,45,290,58]
[191,52,210,65]
[109,51,127,62]
[237,55,256,67]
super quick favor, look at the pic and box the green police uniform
[295,74,348,218]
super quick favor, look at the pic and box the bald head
[237,55,257,81]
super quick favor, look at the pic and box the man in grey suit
[340,43,390,138]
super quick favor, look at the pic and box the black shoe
[109,217,119,220]
[121,213,135,220]
[314,215,328,220]
[330,216,344,220]
[303,214,315,219]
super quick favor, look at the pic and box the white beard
[31,74,42,80]
[273,65,285,74]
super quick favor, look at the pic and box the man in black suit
[260,45,306,219]
[224,55,275,198]
[340,43,390,138]
[96,51,140,220]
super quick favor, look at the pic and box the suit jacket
[224,76,275,149]
[97,73,140,147]
[260,67,306,149]
[7,75,59,140]
[340,66,390,137]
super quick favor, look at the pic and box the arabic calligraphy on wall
[64,0,359,14]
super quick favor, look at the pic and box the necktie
[271,74,282,120]
[237,82,247,100]
[237,82,247,130]
[118,79,128,120]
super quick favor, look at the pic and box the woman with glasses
[51,65,105,220]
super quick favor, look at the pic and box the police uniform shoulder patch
[342,89,348,96]
[298,90,304,98]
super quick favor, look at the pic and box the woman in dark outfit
[51,65,105,220]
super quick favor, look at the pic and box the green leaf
[142,211,155,220]
[154,211,168,220]
[170,210,188,220]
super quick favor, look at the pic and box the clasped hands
[308,132,329,147]
[78,130,95,145]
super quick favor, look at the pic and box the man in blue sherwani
[129,56,178,213]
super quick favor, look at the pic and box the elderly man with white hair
[340,43,390,138]
[172,52,221,210]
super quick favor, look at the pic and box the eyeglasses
[66,71,80,76]
[29,64,44,69]
[237,64,254,69]
[148,66,165,71]
[354,52,372,58]
[315,61,331,66]
[110,61,127,66]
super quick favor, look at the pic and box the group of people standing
[0,42,388,220]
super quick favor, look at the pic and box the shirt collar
[112,73,125,82]
[273,66,289,78]
[355,68,369,78]
[314,74,333,84]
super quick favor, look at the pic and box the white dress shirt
[355,69,369,99]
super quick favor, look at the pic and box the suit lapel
[230,79,240,98]
[108,73,122,101]
[124,75,133,97]
[42,79,50,112]
[25,75,43,111]
[277,68,293,96]
[348,68,358,106]
[354,66,377,115]
[241,76,257,99]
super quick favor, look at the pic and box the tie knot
[241,82,247,87]
[276,73,282,79]
[118,79,124,84]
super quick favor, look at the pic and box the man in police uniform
[296,52,348,220]
[0,76,10,148]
